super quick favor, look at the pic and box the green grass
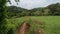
[30,16,60,34]
[7,16,60,34]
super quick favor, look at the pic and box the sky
[7,0,60,9]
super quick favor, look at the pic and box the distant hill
[7,3,60,18]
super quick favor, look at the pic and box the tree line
[7,3,60,18]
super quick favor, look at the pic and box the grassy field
[30,16,60,34]
[7,16,60,34]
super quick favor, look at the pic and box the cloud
[7,0,60,9]
[18,0,47,9]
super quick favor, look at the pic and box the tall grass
[8,16,60,34]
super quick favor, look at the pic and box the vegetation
[0,0,60,34]
[8,16,60,34]
[0,0,8,34]
[7,3,60,18]
[0,0,20,34]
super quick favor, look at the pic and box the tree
[47,3,60,15]
[0,0,20,34]
[0,0,8,34]
[7,0,20,5]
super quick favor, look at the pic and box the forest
[7,3,60,18]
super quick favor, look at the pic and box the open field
[8,16,60,34]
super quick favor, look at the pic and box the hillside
[7,3,60,18]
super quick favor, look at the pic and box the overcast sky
[7,0,60,9]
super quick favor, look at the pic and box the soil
[17,19,45,34]
[17,21,30,34]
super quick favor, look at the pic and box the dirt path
[17,19,45,34]
[17,21,30,34]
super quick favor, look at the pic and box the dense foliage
[47,3,60,15]
[0,0,8,34]
[0,0,20,34]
